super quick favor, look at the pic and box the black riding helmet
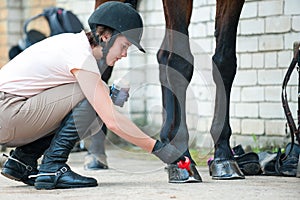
[88,1,145,53]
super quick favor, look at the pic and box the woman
[0,2,184,190]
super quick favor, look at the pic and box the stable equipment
[282,41,300,146]
[280,41,300,177]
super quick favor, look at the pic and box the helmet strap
[97,30,119,74]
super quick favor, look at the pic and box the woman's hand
[152,140,185,164]
[110,86,129,107]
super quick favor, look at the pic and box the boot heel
[1,153,37,185]
[1,168,22,181]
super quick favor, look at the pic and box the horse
[94,0,245,180]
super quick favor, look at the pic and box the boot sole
[34,182,56,190]
[169,176,202,183]
[35,181,98,190]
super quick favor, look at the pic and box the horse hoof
[167,164,202,183]
[209,160,245,180]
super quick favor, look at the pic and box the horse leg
[157,0,201,183]
[94,0,136,9]
[158,33,193,160]
[209,0,245,179]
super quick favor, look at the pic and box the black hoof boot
[1,151,38,186]
[209,159,245,180]
[34,165,97,190]
[235,152,262,175]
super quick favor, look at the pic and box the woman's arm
[72,69,156,153]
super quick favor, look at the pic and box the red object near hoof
[177,156,191,171]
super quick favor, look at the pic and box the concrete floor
[0,146,299,200]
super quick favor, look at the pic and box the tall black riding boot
[1,134,54,186]
[34,99,99,189]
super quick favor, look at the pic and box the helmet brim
[130,39,145,53]
[121,28,145,53]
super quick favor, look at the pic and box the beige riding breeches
[0,83,85,146]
